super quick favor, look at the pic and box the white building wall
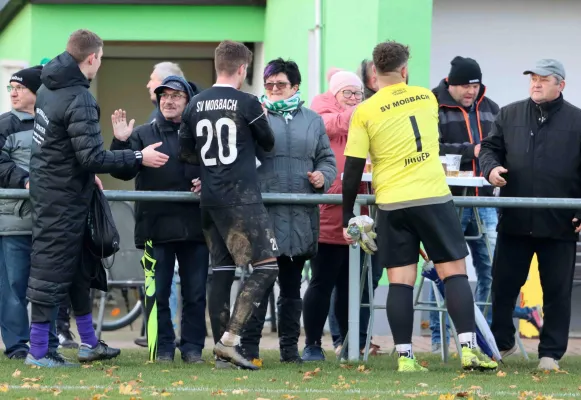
[431,0,581,108]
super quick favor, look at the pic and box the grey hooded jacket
[0,110,34,235]
[257,104,336,258]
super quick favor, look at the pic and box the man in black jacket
[430,57,499,352]
[26,29,168,367]
[110,75,209,364]
[480,58,581,370]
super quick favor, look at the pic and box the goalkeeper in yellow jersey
[341,40,497,372]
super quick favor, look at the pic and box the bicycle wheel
[92,287,144,331]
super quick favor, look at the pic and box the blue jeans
[0,236,59,357]
[429,207,497,345]
[329,252,383,349]
[153,241,209,355]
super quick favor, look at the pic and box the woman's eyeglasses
[159,92,186,101]
[342,90,363,100]
[264,81,290,90]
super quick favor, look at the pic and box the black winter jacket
[480,94,581,242]
[433,79,499,196]
[111,77,204,248]
[28,51,142,307]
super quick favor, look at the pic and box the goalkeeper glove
[346,216,377,255]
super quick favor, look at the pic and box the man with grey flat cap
[480,59,581,370]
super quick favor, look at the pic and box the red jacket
[310,91,369,245]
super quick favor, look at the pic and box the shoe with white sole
[538,357,559,370]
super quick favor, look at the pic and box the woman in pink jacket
[302,70,368,361]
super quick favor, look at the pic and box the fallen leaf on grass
[91,394,108,399]
[119,383,140,396]
[417,383,428,387]
[438,395,455,400]
[282,396,298,400]
[82,364,93,369]
[161,370,170,373]
[532,375,542,382]
[303,367,322,381]
[496,370,507,377]
[52,388,62,396]
[12,369,21,377]
[452,374,466,381]
[22,377,42,383]
[509,385,517,389]
[211,389,227,396]
[232,389,248,395]
[0,384,8,392]
[455,392,470,398]
[404,395,417,398]
[420,360,429,368]
[161,393,172,397]
[268,378,276,382]
[554,369,569,374]
[171,381,183,386]
[357,365,370,373]
[256,398,272,400]
[469,386,482,390]
[339,364,353,370]
[192,376,198,381]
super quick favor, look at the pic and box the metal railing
[3,188,581,361]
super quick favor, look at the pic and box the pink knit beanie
[326,67,343,83]
[329,71,363,95]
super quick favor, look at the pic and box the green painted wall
[0,4,32,62]
[28,4,265,63]
[321,0,379,91]
[377,0,433,88]
[263,0,315,102]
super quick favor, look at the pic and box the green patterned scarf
[260,91,301,123]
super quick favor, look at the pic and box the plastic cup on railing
[445,154,462,177]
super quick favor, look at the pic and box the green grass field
[1,350,580,400]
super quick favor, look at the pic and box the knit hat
[326,67,344,83]
[10,65,43,94]
[329,71,363,95]
[447,56,482,86]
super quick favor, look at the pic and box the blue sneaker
[302,345,325,361]
[24,352,78,368]
[78,340,120,363]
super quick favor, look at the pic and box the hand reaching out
[141,142,169,168]
[111,109,135,142]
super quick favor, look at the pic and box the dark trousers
[56,297,71,331]
[303,243,372,347]
[329,252,381,348]
[240,255,306,357]
[152,241,209,355]
[31,254,93,353]
[491,233,576,360]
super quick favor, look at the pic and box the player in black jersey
[179,40,279,370]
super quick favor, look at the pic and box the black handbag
[86,188,120,260]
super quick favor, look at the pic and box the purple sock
[76,313,98,348]
[30,322,50,360]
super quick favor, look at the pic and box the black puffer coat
[28,51,142,307]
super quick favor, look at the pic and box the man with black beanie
[429,56,500,353]
[0,65,63,360]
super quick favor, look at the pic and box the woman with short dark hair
[240,58,336,365]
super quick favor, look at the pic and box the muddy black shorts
[376,200,469,268]
[201,203,280,268]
